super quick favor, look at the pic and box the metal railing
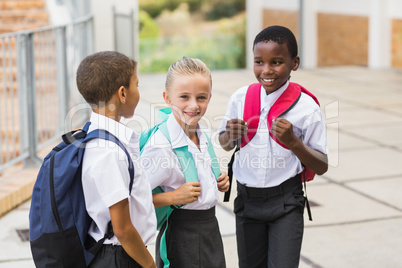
[0,15,93,171]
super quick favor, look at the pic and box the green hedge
[139,34,245,73]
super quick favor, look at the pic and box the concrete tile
[345,124,402,149]
[337,108,402,128]
[348,176,402,211]
[304,182,401,227]
[0,205,31,264]
[302,218,402,268]
[327,128,374,151]
[0,260,35,268]
[384,104,402,116]
[324,147,402,182]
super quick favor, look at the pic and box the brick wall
[262,9,369,67]
[0,0,49,34]
[317,13,368,66]
[392,19,402,68]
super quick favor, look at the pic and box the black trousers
[89,244,141,268]
[234,175,305,268]
[156,206,226,268]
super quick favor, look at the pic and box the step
[0,164,37,217]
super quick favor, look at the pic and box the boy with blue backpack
[140,57,230,268]
[29,51,157,268]
[218,26,328,267]
[77,51,157,268]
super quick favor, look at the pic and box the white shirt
[141,114,219,210]
[218,81,328,187]
[82,113,156,246]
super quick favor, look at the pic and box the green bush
[139,10,160,38]
[205,0,245,20]
[139,0,203,18]
[139,34,245,73]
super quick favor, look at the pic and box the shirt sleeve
[140,133,175,190]
[84,140,130,208]
[302,106,328,155]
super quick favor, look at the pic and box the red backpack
[225,82,320,220]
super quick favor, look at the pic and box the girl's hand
[217,171,230,192]
[172,181,201,205]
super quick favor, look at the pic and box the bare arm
[109,199,156,268]
[218,119,248,151]
[271,118,328,175]
[152,181,201,208]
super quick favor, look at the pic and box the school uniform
[82,112,157,267]
[141,114,226,268]
[218,81,327,268]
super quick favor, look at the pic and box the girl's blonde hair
[165,57,212,91]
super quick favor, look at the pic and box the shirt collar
[166,114,208,152]
[261,80,290,111]
[88,112,137,149]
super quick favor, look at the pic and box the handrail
[0,15,93,171]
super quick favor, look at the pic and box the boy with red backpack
[218,25,328,268]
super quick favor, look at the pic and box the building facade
[246,0,402,69]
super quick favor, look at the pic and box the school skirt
[156,206,226,268]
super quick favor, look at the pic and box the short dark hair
[253,25,298,59]
[76,51,137,105]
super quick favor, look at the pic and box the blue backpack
[29,122,134,267]
[139,107,220,267]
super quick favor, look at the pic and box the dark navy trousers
[234,174,305,268]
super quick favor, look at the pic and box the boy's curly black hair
[253,25,298,59]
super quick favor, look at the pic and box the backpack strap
[159,122,198,182]
[240,83,261,147]
[157,117,220,268]
[205,134,221,179]
[266,82,302,149]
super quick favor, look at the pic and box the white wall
[389,0,402,19]
[90,0,138,54]
[246,0,263,69]
[46,0,72,25]
[317,0,370,16]
[262,0,299,11]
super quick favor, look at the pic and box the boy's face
[121,71,140,118]
[253,41,299,94]
[164,74,212,128]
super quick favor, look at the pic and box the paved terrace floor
[1,66,402,267]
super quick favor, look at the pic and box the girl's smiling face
[253,40,299,94]
[164,73,212,128]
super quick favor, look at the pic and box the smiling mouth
[262,78,275,83]
[184,112,200,117]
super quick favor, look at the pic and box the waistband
[171,206,215,221]
[237,173,301,198]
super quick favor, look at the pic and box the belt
[237,173,301,198]
[171,206,216,221]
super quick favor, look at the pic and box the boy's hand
[225,119,248,142]
[173,181,201,205]
[217,171,230,192]
[270,118,298,147]
[219,119,248,151]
